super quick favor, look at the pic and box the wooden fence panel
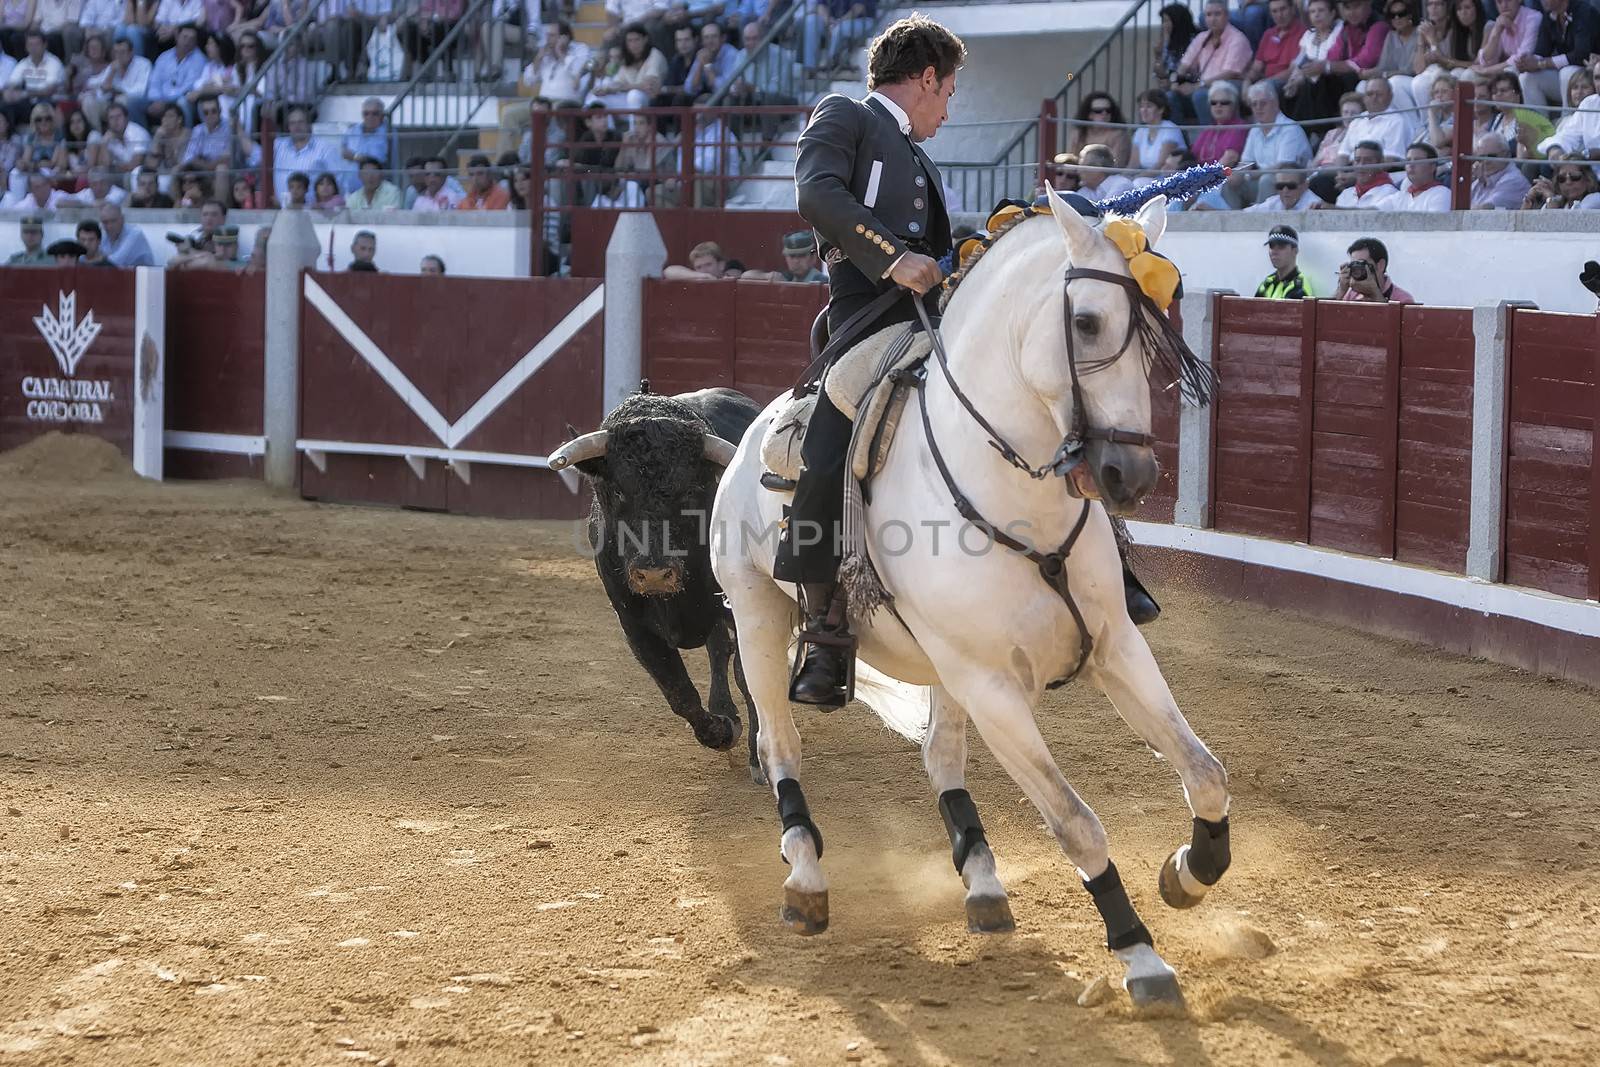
[643,279,736,397]
[1309,301,1401,557]
[733,282,826,405]
[165,271,265,478]
[1395,306,1474,572]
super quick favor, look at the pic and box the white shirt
[412,186,463,212]
[272,135,342,203]
[1081,174,1136,199]
[605,0,664,21]
[0,187,70,210]
[1395,180,1450,212]
[154,0,205,24]
[96,123,152,168]
[1246,192,1318,211]
[88,55,154,99]
[1538,92,1600,157]
[867,90,912,135]
[69,184,128,205]
[523,41,592,103]
[0,55,14,90]
[1345,106,1416,161]
[79,0,124,25]
[6,53,67,95]
[1335,181,1402,208]
[591,181,646,209]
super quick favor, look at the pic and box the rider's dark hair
[866,15,965,89]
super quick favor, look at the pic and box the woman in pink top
[1192,83,1249,165]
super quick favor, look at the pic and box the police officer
[772,14,965,707]
[1254,225,1315,300]
[8,216,49,266]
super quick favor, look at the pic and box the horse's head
[1014,184,1171,514]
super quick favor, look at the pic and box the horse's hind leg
[944,669,1184,1009]
[1088,625,1231,911]
[722,569,827,934]
[925,686,1013,933]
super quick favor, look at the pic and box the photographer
[1582,260,1600,309]
[1334,236,1416,303]
[165,198,227,269]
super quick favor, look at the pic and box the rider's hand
[889,252,944,295]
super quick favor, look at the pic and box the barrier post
[1038,98,1057,194]
[1175,288,1230,529]
[603,212,668,416]
[1466,300,1530,582]
[1450,80,1474,211]
[132,266,165,480]
[263,208,322,489]
[530,111,547,277]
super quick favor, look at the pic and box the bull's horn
[548,430,609,471]
[702,434,738,467]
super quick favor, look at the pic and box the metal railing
[381,0,504,160]
[704,1,811,109]
[234,0,344,126]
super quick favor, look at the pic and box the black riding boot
[790,581,853,709]
[1123,564,1160,626]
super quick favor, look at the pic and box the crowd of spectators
[1052,0,1600,211]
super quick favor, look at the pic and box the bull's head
[551,407,737,598]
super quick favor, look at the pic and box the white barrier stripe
[1126,520,1600,640]
[303,277,451,444]
[165,431,268,456]
[447,285,605,448]
[295,439,554,469]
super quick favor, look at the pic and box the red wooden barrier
[1504,308,1594,599]
[1395,306,1474,572]
[1211,296,1314,541]
[165,272,266,478]
[0,266,137,456]
[569,209,810,279]
[298,273,601,520]
[643,278,826,406]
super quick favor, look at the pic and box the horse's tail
[854,661,931,744]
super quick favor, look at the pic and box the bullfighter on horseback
[773,14,1161,708]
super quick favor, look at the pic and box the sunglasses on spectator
[1276,181,1302,190]
[1090,104,1112,114]
[1211,100,1235,107]
[1387,7,1410,16]
[1556,172,1586,182]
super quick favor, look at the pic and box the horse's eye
[1073,313,1100,337]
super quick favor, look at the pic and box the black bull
[551,387,763,770]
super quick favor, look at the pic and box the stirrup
[788,623,857,708]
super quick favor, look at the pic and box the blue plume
[938,250,955,276]
[1092,163,1229,217]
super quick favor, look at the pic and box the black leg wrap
[937,788,987,873]
[776,778,823,861]
[1083,861,1154,952]
[1186,816,1230,886]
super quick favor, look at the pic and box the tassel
[1091,163,1229,217]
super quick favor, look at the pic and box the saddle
[760,322,931,490]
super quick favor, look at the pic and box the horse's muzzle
[1087,441,1159,515]
[627,563,684,596]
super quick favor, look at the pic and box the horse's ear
[1043,183,1098,261]
[1134,195,1169,249]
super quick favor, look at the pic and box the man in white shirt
[95,102,153,173]
[1469,131,1532,209]
[154,0,207,48]
[606,0,667,40]
[1334,140,1402,208]
[1076,142,1135,200]
[70,169,129,207]
[1,172,71,212]
[4,31,68,114]
[83,38,154,129]
[100,203,156,267]
[1246,168,1325,210]
[271,106,342,205]
[412,157,464,211]
[522,19,591,105]
[1393,142,1451,211]
[1344,78,1417,161]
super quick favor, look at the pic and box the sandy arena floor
[1,434,1597,1067]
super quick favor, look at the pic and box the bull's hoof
[780,886,829,935]
[1126,972,1187,1014]
[1158,847,1207,910]
[694,715,740,751]
[965,893,1016,934]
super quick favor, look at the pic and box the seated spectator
[684,21,739,98]
[1154,3,1201,92]
[1318,0,1390,113]
[1334,139,1401,206]
[590,175,646,207]
[1488,71,1555,158]
[605,0,668,43]
[1076,142,1135,199]
[1370,0,1424,107]
[129,167,176,207]
[1231,0,1271,48]
[1246,167,1326,209]
[403,0,467,81]
[727,18,800,135]
[413,156,464,211]
[340,97,392,193]
[1049,151,1083,193]
[347,155,403,208]
[1246,0,1306,96]
[1169,0,1253,123]
[524,19,592,105]
[361,13,405,83]
[80,0,126,51]
[1,170,69,210]
[742,230,827,282]
[226,173,262,209]
[519,98,569,167]
[4,31,67,128]
[83,40,153,131]
[182,93,233,165]
[1335,236,1414,302]
[60,109,97,184]
[1346,77,1417,160]
[1538,66,1598,159]
[1068,92,1133,169]
[8,215,51,267]
[1393,141,1451,209]
[1523,162,1600,208]
[662,240,730,280]
[656,21,699,108]
[1191,82,1248,164]
[313,172,345,213]
[146,24,207,128]
[70,33,114,99]
[350,229,377,268]
[1515,0,1598,108]
[1232,81,1310,203]
[281,171,311,207]
[587,23,668,122]
[90,102,151,175]
[1283,0,1346,122]
[259,38,333,114]
[77,220,109,265]
[1422,72,1459,151]
[457,154,511,209]
[1304,89,1367,200]
[420,253,446,274]
[272,106,340,206]
[1412,0,1478,109]
[560,104,621,203]
[1469,130,1531,207]
[172,222,244,271]
[176,166,214,207]
[1129,90,1186,176]
[70,168,128,206]
[99,202,156,266]
[187,32,240,118]
[150,102,190,169]
[154,0,207,51]
[47,238,88,265]
[1255,224,1315,297]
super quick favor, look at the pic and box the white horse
[709,185,1232,1007]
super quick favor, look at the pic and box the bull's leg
[924,686,1013,933]
[615,611,737,751]
[723,570,826,934]
[1087,625,1231,911]
[940,665,1184,1009]
[705,619,755,774]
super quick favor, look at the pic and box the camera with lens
[1346,260,1370,282]
[1581,260,1600,298]
[165,232,197,251]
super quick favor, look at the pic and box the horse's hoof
[695,715,739,752]
[965,894,1016,934]
[780,886,829,935]
[1158,847,1206,910]
[748,760,768,788]
[1126,972,1187,1013]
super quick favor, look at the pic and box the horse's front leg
[925,686,1013,933]
[1088,623,1232,910]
